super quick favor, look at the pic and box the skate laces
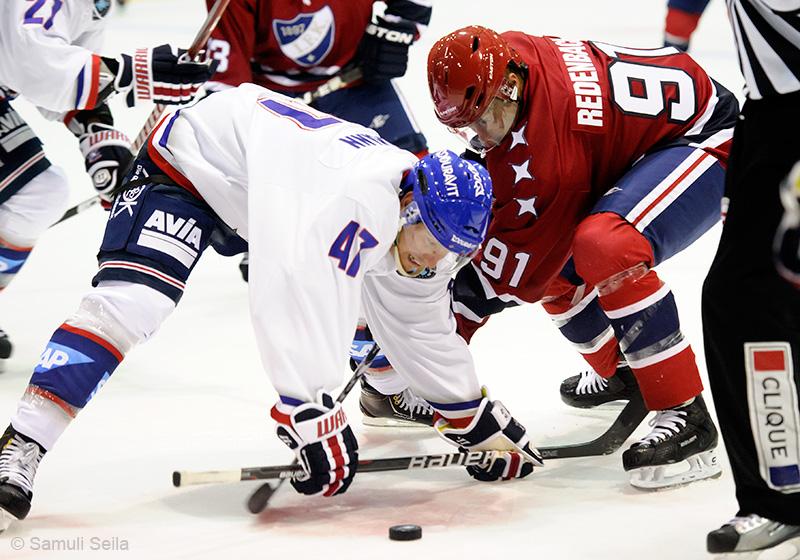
[637,409,688,445]
[394,389,434,417]
[0,435,42,494]
[728,514,768,533]
[575,370,608,395]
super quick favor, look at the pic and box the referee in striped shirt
[703,0,800,555]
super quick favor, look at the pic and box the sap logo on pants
[137,210,204,268]
[36,343,93,371]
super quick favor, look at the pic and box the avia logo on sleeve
[137,210,204,268]
[35,343,93,371]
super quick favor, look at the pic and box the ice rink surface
[0,1,755,558]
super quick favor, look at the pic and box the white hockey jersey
[0,0,110,112]
[148,84,483,406]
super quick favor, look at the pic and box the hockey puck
[389,525,422,541]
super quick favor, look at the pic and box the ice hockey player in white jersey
[0,83,544,529]
[0,0,215,366]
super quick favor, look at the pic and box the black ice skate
[359,379,434,428]
[0,326,12,372]
[622,394,721,490]
[559,363,640,409]
[707,514,800,555]
[0,425,46,532]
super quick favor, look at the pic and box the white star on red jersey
[510,157,533,185]
[510,125,528,150]
[516,196,538,218]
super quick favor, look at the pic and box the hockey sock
[0,236,33,290]
[30,324,124,410]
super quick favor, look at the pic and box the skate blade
[362,416,432,429]
[0,508,19,533]
[710,536,800,560]
[629,449,722,491]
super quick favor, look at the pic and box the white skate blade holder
[628,448,722,491]
[710,537,800,560]
[0,508,18,533]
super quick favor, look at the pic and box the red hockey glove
[271,391,359,497]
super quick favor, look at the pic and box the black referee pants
[702,90,800,524]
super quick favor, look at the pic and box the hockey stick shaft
[177,392,650,488]
[244,342,381,512]
[175,450,496,487]
[538,392,649,459]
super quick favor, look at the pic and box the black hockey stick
[539,391,649,459]
[51,0,232,228]
[174,450,496,486]
[174,390,650,488]
[244,342,382,514]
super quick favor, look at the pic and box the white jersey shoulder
[0,0,111,112]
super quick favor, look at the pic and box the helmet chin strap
[392,235,427,278]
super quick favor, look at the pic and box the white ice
[0,1,751,558]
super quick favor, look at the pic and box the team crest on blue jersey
[93,0,111,19]
[272,7,335,67]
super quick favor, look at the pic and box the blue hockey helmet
[400,150,493,260]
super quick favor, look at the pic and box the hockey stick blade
[246,343,382,514]
[538,392,649,459]
[53,0,232,227]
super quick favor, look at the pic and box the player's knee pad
[29,282,176,410]
[0,165,70,242]
[65,281,176,354]
[573,212,654,295]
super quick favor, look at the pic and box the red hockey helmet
[427,26,522,128]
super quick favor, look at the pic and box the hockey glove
[78,123,133,207]
[271,391,359,497]
[435,392,543,482]
[356,16,418,82]
[107,44,217,107]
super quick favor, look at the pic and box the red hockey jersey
[477,33,737,307]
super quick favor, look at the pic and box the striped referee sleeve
[726,0,800,99]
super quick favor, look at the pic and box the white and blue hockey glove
[104,44,217,107]
[271,391,359,497]
[78,123,133,207]
[435,391,543,482]
[356,15,418,82]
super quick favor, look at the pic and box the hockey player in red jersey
[204,0,436,427]
[428,26,740,489]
